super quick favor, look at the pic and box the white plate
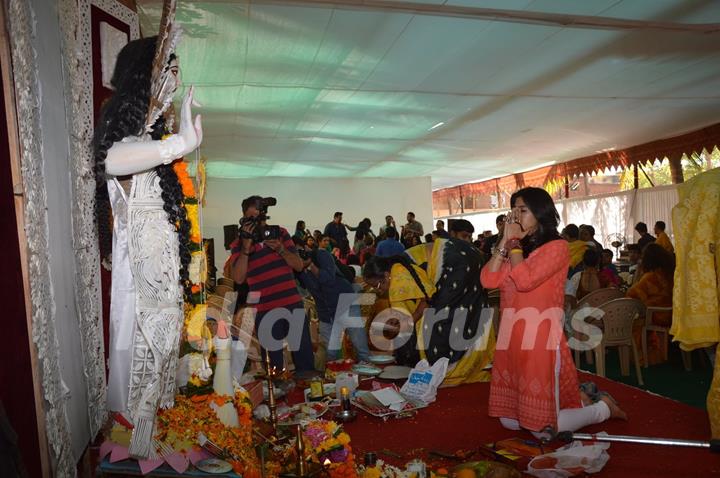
[378,365,412,380]
[196,458,233,474]
[352,364,382,376]
[368,354,395,365]
[278,402,329,426]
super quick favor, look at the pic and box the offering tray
[351,390,427,419]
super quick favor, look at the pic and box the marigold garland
[186,202,201,244]
[156,391,261,478]
[173,160,196,198]
[173,157,207,387]
[172,159,203,308]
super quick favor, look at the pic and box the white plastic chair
[593,298,644,386]
[576,287,625,309]
[570,288,624,365]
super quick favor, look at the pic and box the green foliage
[619,147,720,190]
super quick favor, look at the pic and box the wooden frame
[0,1,51,476]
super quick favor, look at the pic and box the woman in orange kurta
[481,187,626,437]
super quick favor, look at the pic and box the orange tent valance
[433,121,720,206]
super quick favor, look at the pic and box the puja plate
[195,458,233,474]
[352,364,382,376]
[368,354,395,365]
[278,401,329,426]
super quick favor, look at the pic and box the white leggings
[499,348,611,440]
[500,402,610,440]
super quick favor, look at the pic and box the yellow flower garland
[186,202,201,244]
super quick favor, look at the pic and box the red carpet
[334,372,718,477]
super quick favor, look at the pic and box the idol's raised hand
[178,85,203,154]
[104,85,203,176]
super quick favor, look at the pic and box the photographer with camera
[295,241,371,364]
[228,195,315,375]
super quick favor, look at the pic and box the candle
[340,386,351,411]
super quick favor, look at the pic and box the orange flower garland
[156,392,260,478]
[173,160,196,198]
[186,202,202,244]
[171,158,204,304]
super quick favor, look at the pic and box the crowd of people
[221,190,677,438]
[558,220,676,364]
[291,211,438,265]
[224,202,490,375]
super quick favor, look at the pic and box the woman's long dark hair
[510,187,562,256]
[363,254,431,300]
[94,36,192,298]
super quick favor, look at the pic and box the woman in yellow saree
[364,238,494,386]
[670,167,720,438]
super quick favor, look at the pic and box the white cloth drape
[106,178,136,413]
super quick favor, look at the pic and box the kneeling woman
[480,187,626,438]
[363,239,494,386]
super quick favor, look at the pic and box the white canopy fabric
[137,0,720,188]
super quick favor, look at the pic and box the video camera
[239,196,281,243]
[297,247,318,264]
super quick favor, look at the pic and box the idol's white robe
[106,169,183,457]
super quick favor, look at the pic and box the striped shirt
[228,228,301,312]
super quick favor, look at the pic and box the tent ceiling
[136,0,720,189]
